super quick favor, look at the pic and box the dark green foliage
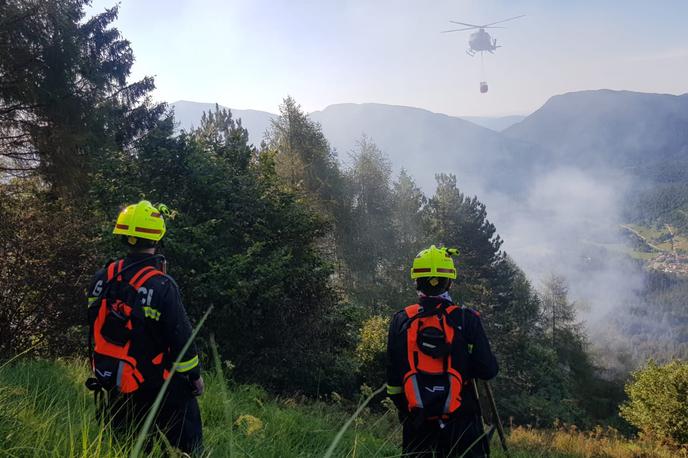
[486,260,578,425]
[426,174,504,306]
[0,180,99,355]
[1,2,357,396]
[0,0,163,192]
[0,0,161,358]
[95,106,358,395]
[626,182,688,232]
[537,276,623,426]
[0,0,639,432]
[614,270,688,365]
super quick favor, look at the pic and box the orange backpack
[87,258,170,395]
[402,303,463,420]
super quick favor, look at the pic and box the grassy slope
[0,360,680,457]
[625,224,688,254]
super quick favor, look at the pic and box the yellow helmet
[410,245,459,280]
[113,200,167,243]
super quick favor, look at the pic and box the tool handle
[483,381,510,456]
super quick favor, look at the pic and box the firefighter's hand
[191,375,205,396]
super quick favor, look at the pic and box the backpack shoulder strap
[128,266,164,290]
[404,304,421,319]
[106,259,124,282]
[100,262,163,318]
[442,303,464,326]
[99,255,166,295]
[399,304,423,334]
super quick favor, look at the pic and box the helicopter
[442,15,524,93]
[442,15,524,56]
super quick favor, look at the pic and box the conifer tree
[266,97,343,214]
[387,169,428,307]
[341,136,395,307]
[0,0,163,193]
[426,173,504,306]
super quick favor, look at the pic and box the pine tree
[266,96,343,214]
[387,169,428,307]
[541,274,579,353]
[0,0,163,355]
[0,0,164,193]
[426,173,504,306]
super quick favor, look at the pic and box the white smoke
[475,166,646,358]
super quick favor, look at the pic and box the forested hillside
[171,100,547,196]
[505,90,688,230]
[1,1,687,456]
[503,89,688,368]
[175,91,688,371]
[2,0,619,422]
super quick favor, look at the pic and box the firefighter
[86,200,203,454]
[386,245,498,457]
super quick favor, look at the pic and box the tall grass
[323,384,386,458]
[131,306,213,457]
[0,359,137,457]
[0,357,399,457]
[1,357,683,457]
[502,425,686,458]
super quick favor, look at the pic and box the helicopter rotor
[443,15,524,33]
[481,15,525,27]
[447,20,482,28]
[441,27,480,33]
[442,25,505,33]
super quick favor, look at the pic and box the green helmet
[410,245,459,280]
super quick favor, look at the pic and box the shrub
[355,315,390,385]
[620,360,688,447]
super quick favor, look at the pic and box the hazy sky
[88,0,688,117]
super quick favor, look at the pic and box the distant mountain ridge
[171,90,688,196]
[173,90,688,167]
[170,101,525,139]
[504,89,688,174]
[170,100,544,195]
[308,102,546,195]
[504,89,688,231]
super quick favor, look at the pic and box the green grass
[0,359,400,457]
[0,359,682,457]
